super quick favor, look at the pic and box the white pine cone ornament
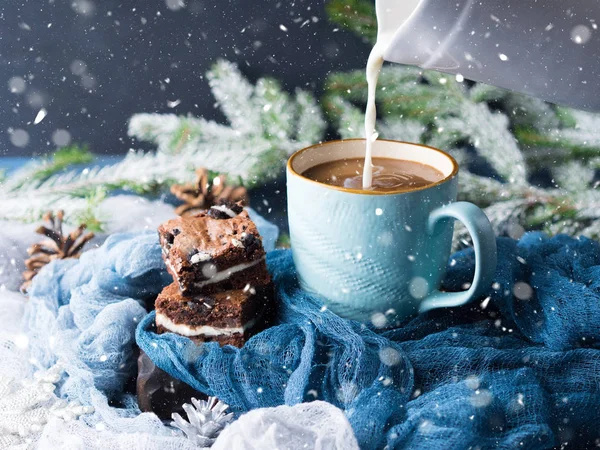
[171,396,234,448]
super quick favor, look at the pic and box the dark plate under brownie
[155,281,275,347]
[158,202,270,295]
[137,350,206,420]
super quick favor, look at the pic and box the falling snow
[165,0,186,11]
[9,129,29,148]
[409,277,429,299]
[52,129,72,147]
[479,297,490,310]
[571,25,592,44]
[8,76,26,94]
[70,60,88,76]
[370,312,388,329]
[14,333,29,349]
[378,347,401,366]
[34,109,47,125]
[470,389,493,408]
[513,281,534,301]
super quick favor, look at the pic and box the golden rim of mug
[287,138,460,196]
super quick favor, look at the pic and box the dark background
[0,0,370,157]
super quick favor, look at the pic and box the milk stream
[362,0,422,189]
[362,45,385,189]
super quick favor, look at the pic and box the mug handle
[419,202,497,313]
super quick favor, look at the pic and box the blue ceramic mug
[286,139,497,325]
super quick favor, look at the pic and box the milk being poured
[362,0,422,189]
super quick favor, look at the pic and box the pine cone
[171,168,248,216]
[21,210,95,293]
[171,397,233,447]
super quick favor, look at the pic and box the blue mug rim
[287,138,460,196]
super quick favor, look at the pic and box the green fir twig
[325,0,377,44]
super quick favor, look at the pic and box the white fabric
[212,401,360,450]
[0,364,92,449]
[0,196,183,449]
[36,418,199,450]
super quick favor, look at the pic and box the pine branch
[294,88,327,145]
[255,77,296,143]
[515,127,600,164]
[468,84,507,103]
[503,93,560,130]
[452,199,529,250]
[325,0,377,44]
[0,149,196,224]
[325,92,427,143]
[326,66,527,185]
[0,195,92,225]
[325,66,464,124]
[552,161,595,192]
[207,60,259,135]
[378,118,426,144]
[1,59,326,225]
[515,109,600,166]
[438,102,527,185]
[130,59,326,185]
[71,188,107,232]
[323,95,365,139]
[129,114,277,184]
[5,144,94,191]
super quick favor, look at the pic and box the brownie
[158,201,270,295]
[155,281,274,347]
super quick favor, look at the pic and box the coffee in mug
[302,157,444,192]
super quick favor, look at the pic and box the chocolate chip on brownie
[207,200,244,220]
[241,232,260,256]
[207,208,232,220]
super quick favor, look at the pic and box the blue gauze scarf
[25,231,600,449]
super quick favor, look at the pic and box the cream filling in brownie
[210,204,238,218]
[156,311,261,337]
[165,259,178,277]
[192,257,265,289]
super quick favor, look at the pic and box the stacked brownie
[155,201,274,347]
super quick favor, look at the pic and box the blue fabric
[23,227,600,448]
[138,233,600,450]
[24,231,172,426]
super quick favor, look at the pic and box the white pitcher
[377,0,600,110]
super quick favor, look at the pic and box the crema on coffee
[302,157,444,193]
